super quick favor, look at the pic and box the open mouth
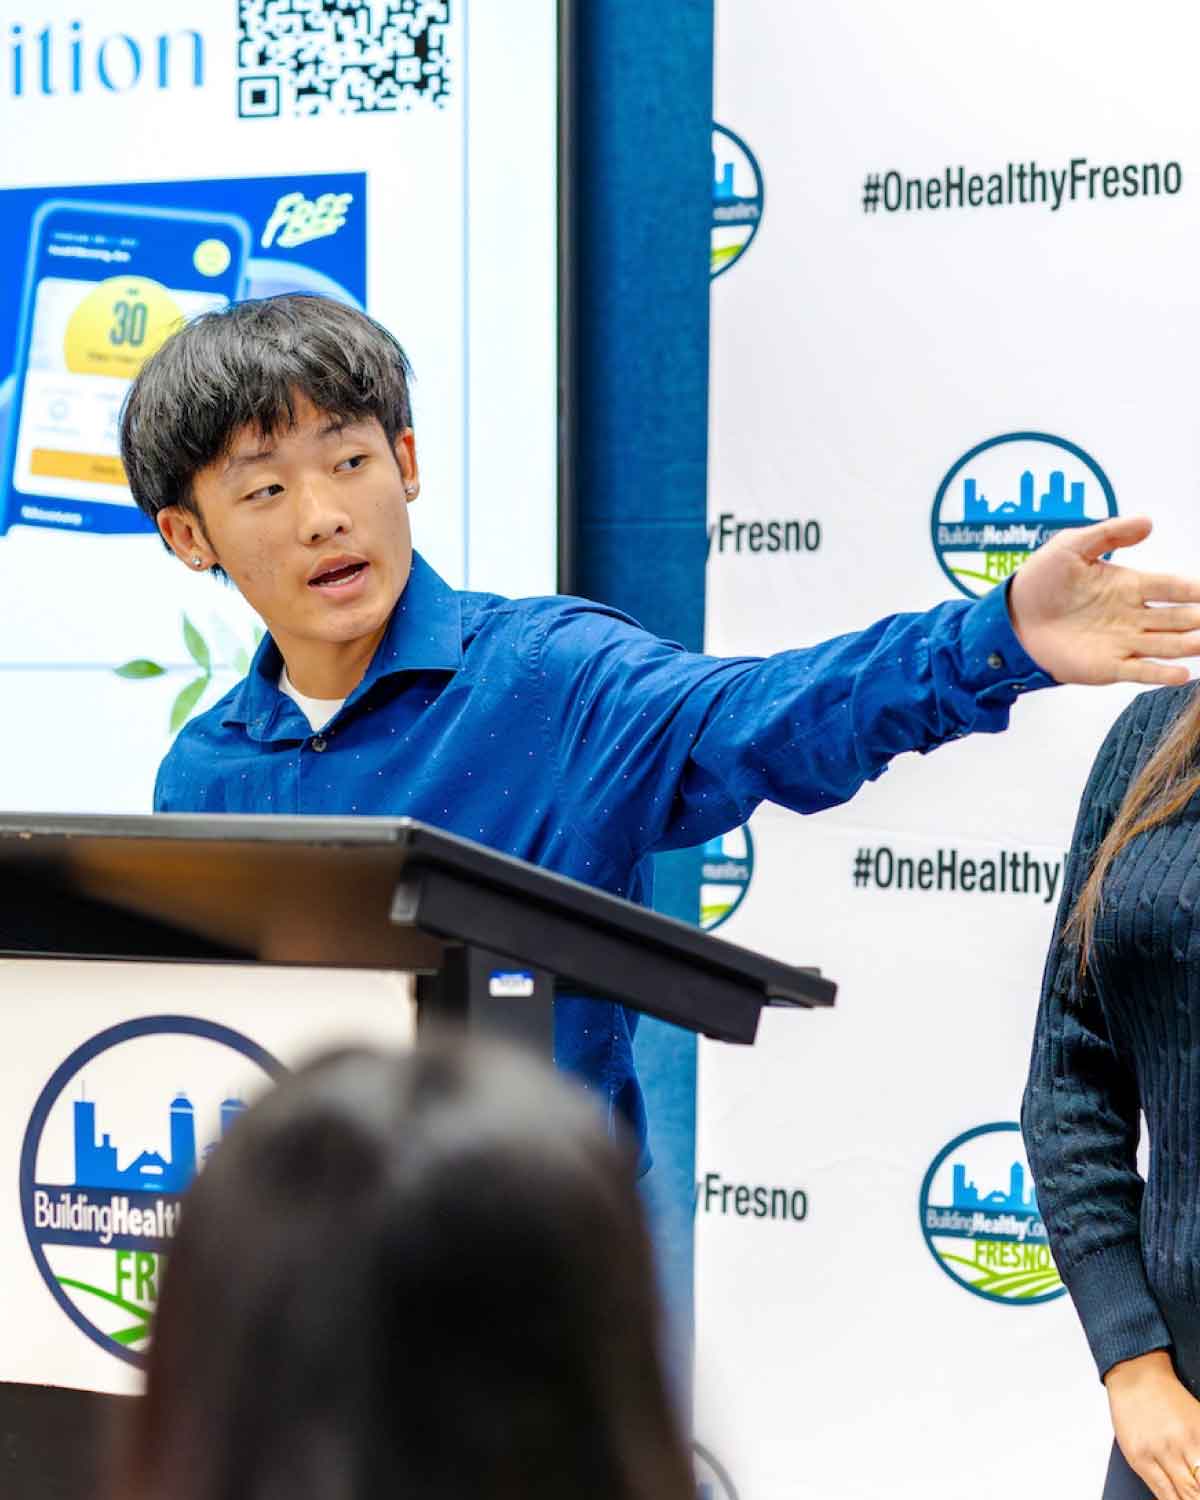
[309,561,368,589]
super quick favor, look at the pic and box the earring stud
[404,484,417,497]
[191,556,203,568]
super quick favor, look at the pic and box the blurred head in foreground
[123,1041,692,1500]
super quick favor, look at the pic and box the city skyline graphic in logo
[711,124,763,279]
[700,825,754,931]
[21,1016,282,1365]
[931,432,1117,599]
[919,1122,1064,1304]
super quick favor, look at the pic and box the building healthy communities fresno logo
[919,1122,1064,1305]
[20,1016,282,1366]
[700,826,754,931]
[931,432,1117,599]
[711,123,763,278]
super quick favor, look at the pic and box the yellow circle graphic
[63,276,184,379]
[193,238,231,277]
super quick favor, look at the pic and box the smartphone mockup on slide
[1,200,250,536]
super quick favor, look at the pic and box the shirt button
[311,735,328,753]
[987,652,1004,670]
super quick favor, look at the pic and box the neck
[275,624,388,700]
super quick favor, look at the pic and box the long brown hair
[1068,687,1200,963]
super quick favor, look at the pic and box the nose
[294,477,351,546]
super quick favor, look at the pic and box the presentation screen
[0,1,559,813]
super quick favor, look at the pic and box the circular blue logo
[711,124,764,279]
[919,1122,1064,1305]
[931,432,1117,600]
[20,1015,283,1366]
[700,825,754,932]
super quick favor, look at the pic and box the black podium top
[0,813,835,1044]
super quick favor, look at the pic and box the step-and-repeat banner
[694,4,1199,1496]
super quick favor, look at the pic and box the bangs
[120,294,413,527]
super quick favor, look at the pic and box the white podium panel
[0,958,415,1395]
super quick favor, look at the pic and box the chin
[316,607,391,645]
[299,569,395,638]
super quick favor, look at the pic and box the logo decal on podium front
[918,1122,1064,1305]
[20,1016,282,1366]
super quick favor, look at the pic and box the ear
[158,506,218,572]
[394,428,420,503]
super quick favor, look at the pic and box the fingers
[1067,513,1153,562]
[1127,574,1200,606]
[1135,607,1200,632]
[1140,1456,1183,1500]
[1064,516,1200,600]
[1115,659,1191,687]
[1122,1443,1192,1500]
[1164,1455,1200,1500]
[1132,631,1200,660]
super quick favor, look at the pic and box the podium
[0,813,835,1498]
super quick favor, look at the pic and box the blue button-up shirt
[156,553,1052,1158]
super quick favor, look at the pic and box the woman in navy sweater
[1024,685,1200,1500]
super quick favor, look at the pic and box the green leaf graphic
[115,659,166,680]
[170,675,209,734]
[182,614,211,670]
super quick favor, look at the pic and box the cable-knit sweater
[1023,683,1200,1380]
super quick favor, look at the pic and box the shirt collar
[223,552,464,740]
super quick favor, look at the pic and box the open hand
[1107,1350,1200,1499]
[1007,516,1200,686]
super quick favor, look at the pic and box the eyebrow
[221,418,354,476]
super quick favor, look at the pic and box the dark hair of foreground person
[118,1042,693,1500]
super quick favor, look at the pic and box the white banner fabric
[696,3,1198,1495]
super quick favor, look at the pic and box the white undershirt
[279,668,345,731]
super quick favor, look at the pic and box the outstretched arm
[531,516,1200,865]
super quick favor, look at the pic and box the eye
[335,454,369,472]
[245,482,284,502]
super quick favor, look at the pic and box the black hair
[119,294,414,539]
[119,1041,693,1500]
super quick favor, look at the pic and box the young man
[126,295,1200,1161]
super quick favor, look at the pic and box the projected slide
[0,4,557,813]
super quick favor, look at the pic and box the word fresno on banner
[695,1172,808,1223]
[852,845,1064,903]
[862,157,1182,215]
[707,512,821,556]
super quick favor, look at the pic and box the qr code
[237,0,451,118]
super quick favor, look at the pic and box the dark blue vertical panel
[572,1,712,645]
[569,0,714,1412]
